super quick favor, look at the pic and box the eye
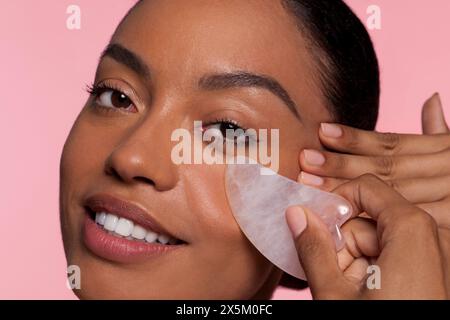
[205,121,242,138]
[202,119,256,144]
[97,89,133,110]
[87,83,136,112]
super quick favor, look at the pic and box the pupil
[112,91,131,108]
[221,123,235,135]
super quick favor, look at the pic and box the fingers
[286,206,350,299]
[331,174,427,231]
[384,176,450,204]
[288,177,447,299]
[299,171,450,203]
[418,199,450,229]
[298,172,413,223]
[342,258,370,285]
[298,172,450,228]
[332,175,447,299]
[300,148,450,180]
[318,123,450,157]
[337,217,379,272]
[297,171,346,192]
[422,93,449,135]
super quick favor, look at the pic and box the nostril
[106,166,124,182]
[105,164,155,186]
[134,176,155,186]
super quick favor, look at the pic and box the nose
[104,116,179,191]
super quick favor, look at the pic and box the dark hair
[122,0,380,290]
[282,0,380,130]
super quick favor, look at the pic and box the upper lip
[84,193,181,241]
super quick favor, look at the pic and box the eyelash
[203,118,247,131]
[203,118,260,145]
[87,82,118,97]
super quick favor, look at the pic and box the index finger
[332,174,432,233]
[333,174,444,298]
[319,123,450,156]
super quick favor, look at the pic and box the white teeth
[131,225,147,240]
[115,218,134,237]
[94,212,180,245]
[145,231,159,243]
[157,234,170,244]
[104,214,119,231]
[95,212,107,226]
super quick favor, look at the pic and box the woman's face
[60,0,332,299]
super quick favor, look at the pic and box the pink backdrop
[1,1,449,299]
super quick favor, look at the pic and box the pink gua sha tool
[225,160,352,280]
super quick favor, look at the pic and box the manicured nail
[299,172,324,186]
[286,206,307,238]
[303,149,326,166]
[321,123,343,138]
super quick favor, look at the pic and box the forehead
[111,0,322,112]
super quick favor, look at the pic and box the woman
[59,0,449,299]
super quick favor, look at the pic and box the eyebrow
[198,72,301,119]
[100,43,301,120]
[100,43,151,80]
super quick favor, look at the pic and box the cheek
[60,113,119,248]
[60,112,121,191]
[275,102,334,180]
[180,164,273,287]
[181,164,241,243]
[276,123,321,180]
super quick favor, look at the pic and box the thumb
[286,206,346,298]
[422,93,449,134]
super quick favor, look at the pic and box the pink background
[1,1,449,299]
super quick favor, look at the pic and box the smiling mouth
[87,209,183,245]
[82,194,186,263]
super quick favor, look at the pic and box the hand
[298,93,450,226]
[297,93,450,293]
[286,174,448,299]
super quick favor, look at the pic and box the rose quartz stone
[225,161,352,280]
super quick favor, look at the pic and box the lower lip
[82,213,184,264]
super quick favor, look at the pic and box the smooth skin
[298,94,450,293]
[287,174,448,299]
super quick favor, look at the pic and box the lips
[82,193,186,264]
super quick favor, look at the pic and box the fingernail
[299,172,324,186]
[433,92,443,107]
[303,149,326,166]
[432,92,440,100]
[286,206,307,238]
[321,123,343,138]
